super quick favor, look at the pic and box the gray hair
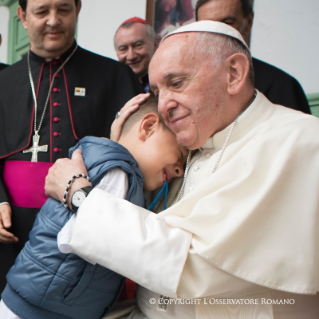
[195,0,253,20]
[114,22,158,49]
[195,32,254,84]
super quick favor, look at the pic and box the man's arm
[69,188,268,299]
[70,188,193,298]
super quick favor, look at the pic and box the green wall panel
[7,0,30,64]
[307,93,319,117]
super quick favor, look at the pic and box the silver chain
[176,118,238,202]
[27,45,78,135]
[176,150,192,202]
[212,118,237,174]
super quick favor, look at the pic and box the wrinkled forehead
[149,33,196,75]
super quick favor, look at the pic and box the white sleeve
[57,168,128,254]
[69,189,192,298]
[68,190,276,300]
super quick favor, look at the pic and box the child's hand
[111,93,150,142]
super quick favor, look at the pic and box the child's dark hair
[121,94,166,135]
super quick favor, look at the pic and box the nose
[126,46,136,61]
[46,11,61,27]
[157,91,178,120]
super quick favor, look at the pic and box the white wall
[251,0,319,94]
[0,6,9,64]
[77,0,147,61]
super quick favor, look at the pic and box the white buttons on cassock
[193,166,199,172]
[205,152,211,159]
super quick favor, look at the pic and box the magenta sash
[3,161,53,208]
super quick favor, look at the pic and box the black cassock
[0,41,144,291]
[253,57,311,114]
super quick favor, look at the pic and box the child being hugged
[0,95,187,319]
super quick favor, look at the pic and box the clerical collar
[201,90,260,151]
[28,40,78,63]
[45,57,60,62]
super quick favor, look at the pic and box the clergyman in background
[114,17,159,92]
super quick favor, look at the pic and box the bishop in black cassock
[0,41,144,292]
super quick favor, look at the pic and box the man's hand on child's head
[45,149,91,207]
[111,93,151,142]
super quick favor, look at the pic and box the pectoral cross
[23,132,48,162]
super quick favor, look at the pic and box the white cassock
[65,91,319,319]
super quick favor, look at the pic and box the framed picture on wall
[147,0,197,40]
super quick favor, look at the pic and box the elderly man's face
[149,33,227,150]
[197,0,253,45]
[17,0,81,59]
[115,23,157,80]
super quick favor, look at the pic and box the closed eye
[171,80,182,88]
[133,42,144,48]
[117,46,128,52]
[59,8,71,13]
[35,10,47,15]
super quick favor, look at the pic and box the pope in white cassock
[45,21,319,319]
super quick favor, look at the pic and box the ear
[138,113,161,141]
[225,53,250,95]
[17,6,28,30]
[76,0,82,17]
[244,12,254,37]
[242,12,254,45]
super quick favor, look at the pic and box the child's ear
[138,113,161,141]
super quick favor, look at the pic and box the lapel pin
[74,87,86,97]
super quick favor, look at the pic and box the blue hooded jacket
[2,137,145,319]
